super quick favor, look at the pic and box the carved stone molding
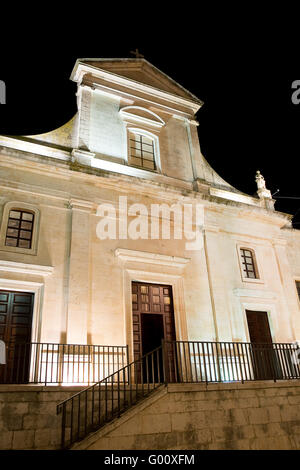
[0,260,53,277]
[115,248,190,268]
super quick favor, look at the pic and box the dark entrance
[141,314,164,382]
[246,310,280,380]
[132,282,176,383]
[0,290,34,383]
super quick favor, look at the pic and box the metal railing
[165,341,300,384]
[56,340,300,449]
[0,342,129,385]
[57,345,164,449]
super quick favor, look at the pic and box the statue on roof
[255,170,273,202]
[256,171,267,190]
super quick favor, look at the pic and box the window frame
[0,202,40,255]
[5,209,35,249]
[240,248,258,280]
[127,128,161,173]
[236,244,263,284]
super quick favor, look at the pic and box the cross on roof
[130,48,144,59]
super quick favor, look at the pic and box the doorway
[246,310,279,380]
[141,314,164,382]
[0,290,34,383]
[132,282,176,382]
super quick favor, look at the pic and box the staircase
[57,345,164,449]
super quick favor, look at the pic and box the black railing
[0,342,129,385]
[165,341,300,384]
[56,340,300,449]
[57,345,164,449]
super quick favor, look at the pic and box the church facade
[0,58,300,385]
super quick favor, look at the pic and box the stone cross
[130,48,144,59]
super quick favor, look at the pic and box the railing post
[161,339,167,385]
[58,403,66,450]
[126,345,130,385]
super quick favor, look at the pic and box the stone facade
[73,381,300,450]
[1,381,300,450]
[0,385,84,450]
[1,57,300,452]
[0,57,300,369]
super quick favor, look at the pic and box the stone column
[272,238,300,340]
[66,199,93,345]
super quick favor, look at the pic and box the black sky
[0,31,299,227]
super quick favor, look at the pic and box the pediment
[75,58,202,105]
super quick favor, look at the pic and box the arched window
[0,202,40,255]
[128,130,159,171]
[240,248,259,279]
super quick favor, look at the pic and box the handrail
[57,344,165,449]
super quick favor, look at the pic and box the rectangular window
[129,133,156,170]
[5,210,34,249]
[240,248,258,279]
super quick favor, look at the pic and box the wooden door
[0,290,34,383]
[246,310,278,380]
[132,282,176,382]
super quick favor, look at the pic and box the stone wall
[73,381,300,451]
[0,385,84,450]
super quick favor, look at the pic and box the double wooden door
[246,310,280,380]
[132,282,176,382]
[0,290,34,383]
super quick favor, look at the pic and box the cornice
[0,151,293,227]
[115,248,191,268]
[0,260,54,277]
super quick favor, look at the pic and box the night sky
[1,36,299,227]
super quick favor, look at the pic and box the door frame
[241,302,277,344]
[0,278,44,345]
[124,269,188,364]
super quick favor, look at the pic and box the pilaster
[66,199,94,345]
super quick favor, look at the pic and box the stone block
[34,428,61,450]
[227,408,249,426]
[23,413,58,430]
[213,425,255,442]
[0,431,13,450]
[109,415,142,437]
[250,435,292,450]
[280,404,300,422]
[141,413,171,434]
[254,422,285,438]
[205,409,228,428]
[171,411,206,432]
[12,430,35,450]
[248,408,269,425]
[266,406,281,423]
[236,397,260,409]
[28,402,56,414]
[209,439,251,450]
[288,395,300,405]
